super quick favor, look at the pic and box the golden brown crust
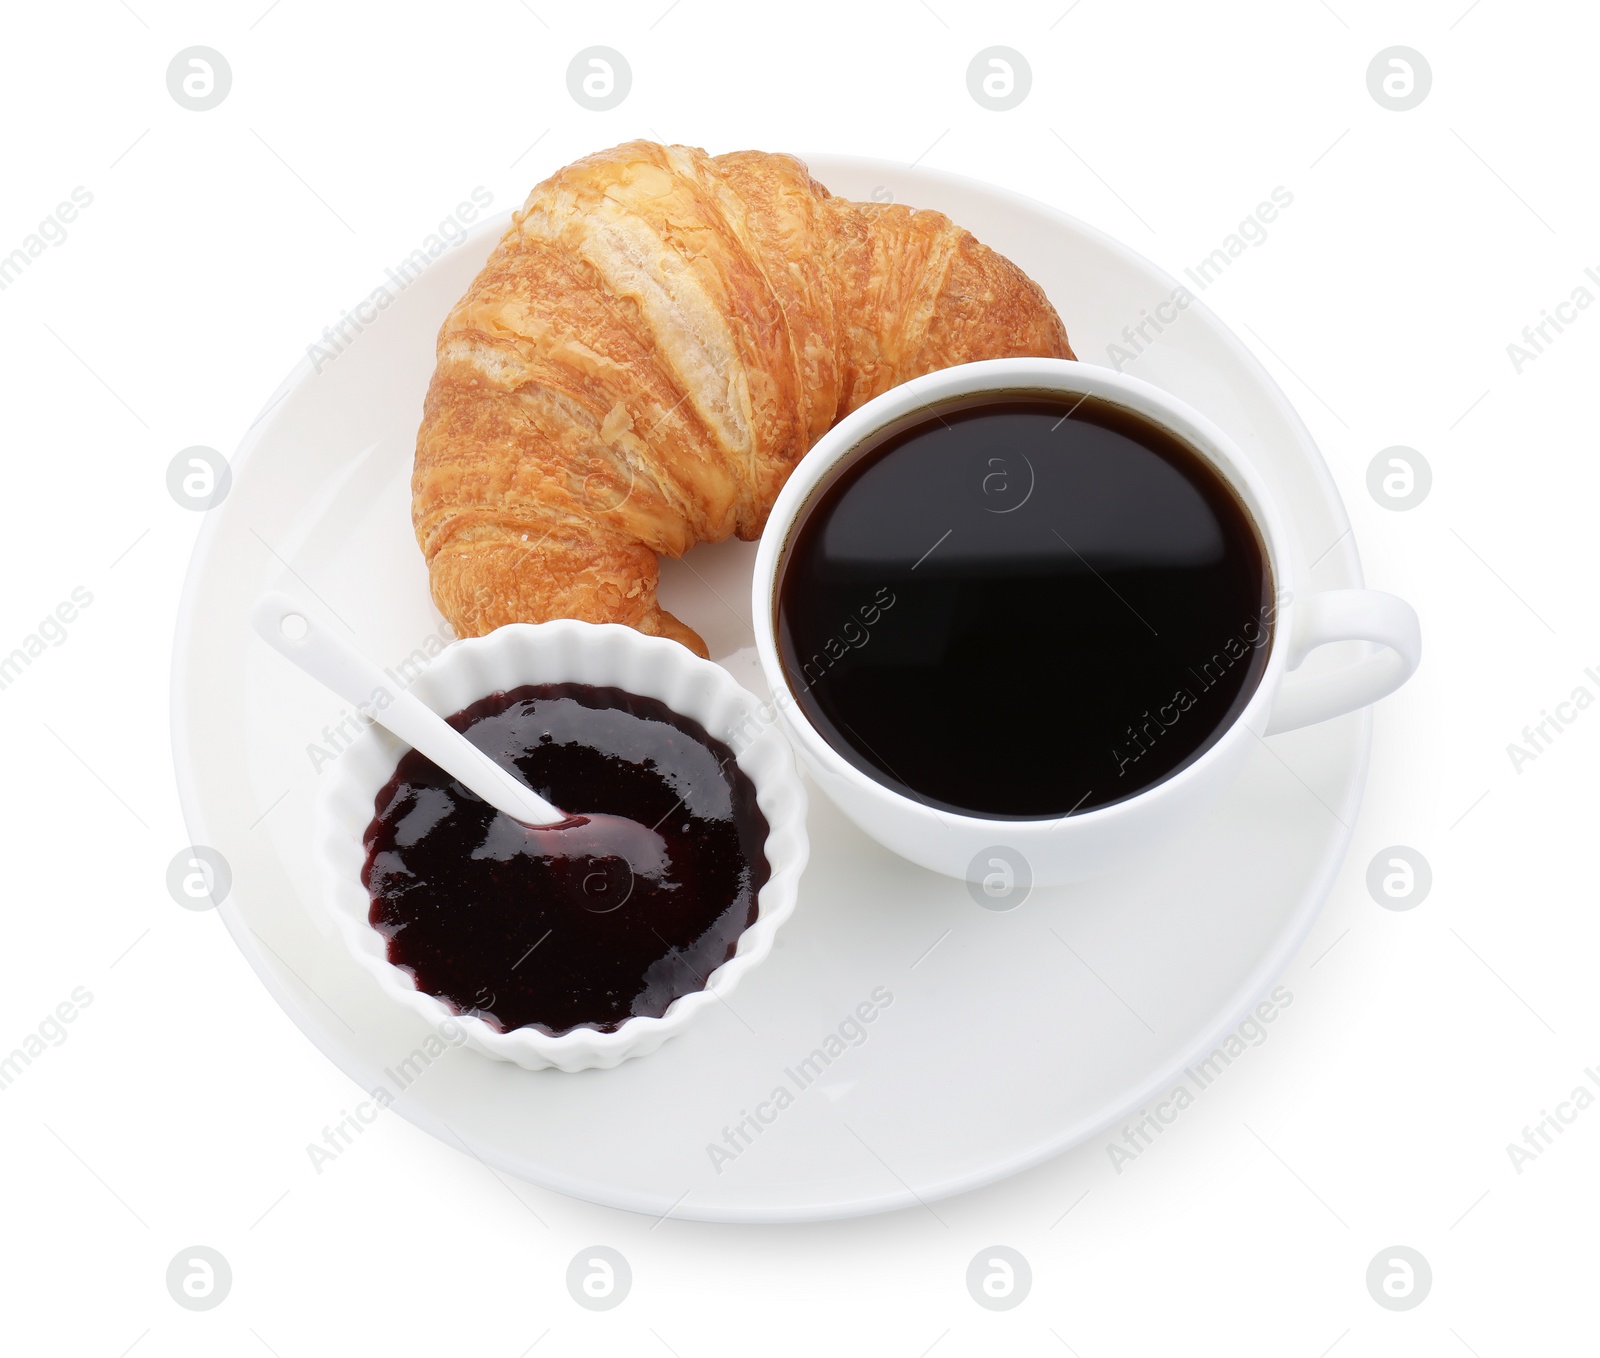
[413,141,1073,655]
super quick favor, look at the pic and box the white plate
[172,156,1369,1223]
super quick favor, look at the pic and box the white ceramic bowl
[317,620,808,1072]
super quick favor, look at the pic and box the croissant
[413,140,1073,656]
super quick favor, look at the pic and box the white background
[1,0,1595,1353]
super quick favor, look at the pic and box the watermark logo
[1366,47,1430,112]
[1365,1245,1431,1310]
[167,846,232,911]
[166,1246,232,1311]
[967,47,1031,111]
[966,1246,1031,1310]
[166,47,231,112]
[566,1246,630,1310]
[1366,447,1430,511]
[980,452,1035,514]
[567,47,631,111]
[581,860,635,913]
[1366,846,1430,911]
[167,447,231,512]
[966,846,1032,911]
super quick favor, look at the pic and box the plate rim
[170,152,1370,1223]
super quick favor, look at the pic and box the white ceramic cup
[751,358,1421,886]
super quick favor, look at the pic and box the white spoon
[252,591,570,825]
[251,593,673,881]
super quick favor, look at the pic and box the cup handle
[1265,590,1421,735]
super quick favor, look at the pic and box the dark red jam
[362,683,770,1036]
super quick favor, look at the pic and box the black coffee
[775,395,1274,818]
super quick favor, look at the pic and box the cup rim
[316,619,809,1072]
[750,356,1298,835]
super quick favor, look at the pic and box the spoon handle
[251,592,567,827]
